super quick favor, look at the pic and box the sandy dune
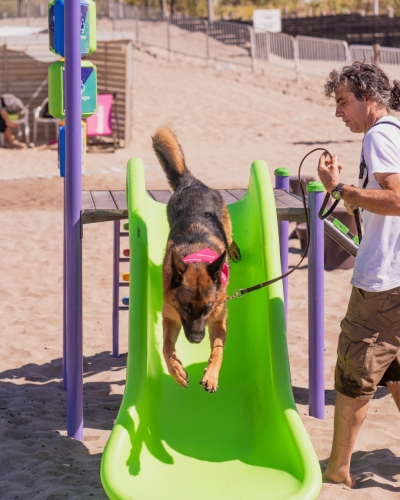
[1,46,399,499]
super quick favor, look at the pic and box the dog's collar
[182,248,228,286]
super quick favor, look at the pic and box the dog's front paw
[200,367,219,393]
[229,241,241,263]
[166,356,189,388]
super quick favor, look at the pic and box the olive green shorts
[335,285,400,400]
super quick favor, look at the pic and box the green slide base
[101,159,322,500]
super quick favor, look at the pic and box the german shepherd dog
[152,126,240,393]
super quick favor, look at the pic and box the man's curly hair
[325,60,400,111]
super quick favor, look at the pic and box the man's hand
[344,200,358,215]
[318,152,341,193]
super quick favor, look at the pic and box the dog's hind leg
[163,312,188,388]
[200,312,227,393]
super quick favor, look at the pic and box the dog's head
[169,249,227,344]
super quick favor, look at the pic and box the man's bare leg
[387,382,400,412]
[323,392,369,488]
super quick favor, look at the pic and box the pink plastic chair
[86,93,118,152]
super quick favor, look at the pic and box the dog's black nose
[188,335,204,344]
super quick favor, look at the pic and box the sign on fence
[253,9,281,34]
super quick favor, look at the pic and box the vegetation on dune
[123,0,400,19]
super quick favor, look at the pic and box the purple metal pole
[65,0,83,440]
[307,182,325,420]
[63,179,67,391]
[112,220,120,357]
[274,167,290,328]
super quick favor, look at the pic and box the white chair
[1,93,30,144]
[33,97,60,145]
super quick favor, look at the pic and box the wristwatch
[331,183,344,200]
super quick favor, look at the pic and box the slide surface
[101,159,322,500]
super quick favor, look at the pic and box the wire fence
[380,47,400,81]
[349,45,374,63]
[3,2,400,80]
[131,8,254,69]
[254,31,296,72]
[295,36,350,78]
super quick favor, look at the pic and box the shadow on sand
[293,386,390,406]
[0,351,126,499]
[320,449,400,492]
[1,357,398,498]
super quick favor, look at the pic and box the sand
[1,46,399,499]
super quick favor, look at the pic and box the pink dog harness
[182,248,229,286]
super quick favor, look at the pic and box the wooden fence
[0,39,133,146]
[282,14,400,48]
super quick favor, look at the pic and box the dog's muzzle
[182,318,206,344]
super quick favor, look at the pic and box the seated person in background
[0,97,22,148]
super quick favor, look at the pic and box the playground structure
[57,1,361,497]
[100,157,322,499]
[78,169,329,500]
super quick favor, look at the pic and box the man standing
[318,61,400,488]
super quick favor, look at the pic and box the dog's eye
[202,304,212,315]
[181,304,192,314]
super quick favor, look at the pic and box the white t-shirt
[351,115,400,292]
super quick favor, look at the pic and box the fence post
[205,20,210,67]
[307,181,325,420]
[134,7,140,45]
[248,26,255,73]
[293,36,301,83]
[112,2,117,33]
[207,0,214,22]
[344,40,351,63]
[167,18,171,61]
[265,31,271,62]
[26,0,31,26]
[373,43,381,65]
[161,0,167,17]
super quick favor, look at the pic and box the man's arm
[318,153,400,216]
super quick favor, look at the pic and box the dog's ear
[170,249,187,288]
[207,251,226,284]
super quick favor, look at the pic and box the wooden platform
[81,189,306,225]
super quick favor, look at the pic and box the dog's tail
[152,126,192,191]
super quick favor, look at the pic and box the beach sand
[1,46,399,498]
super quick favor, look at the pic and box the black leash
[318,190,363,244]
[226,119,400,301]
[226,148,329,302]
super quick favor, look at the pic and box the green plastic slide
[101,158,322,500]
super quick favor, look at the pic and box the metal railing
[295,36,350,78]
[254,31,296,72]
[380,46,400,81]
[349,44,374,63]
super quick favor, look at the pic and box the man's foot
[322,469,357,489]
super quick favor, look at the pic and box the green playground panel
[100,159,322,500]
[48,60,97,119]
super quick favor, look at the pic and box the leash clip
[225,288,244,302]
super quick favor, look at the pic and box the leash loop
[226,147,332,302]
